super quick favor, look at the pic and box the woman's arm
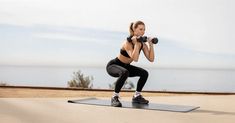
[142,40,155,62]
[125,37,142,62]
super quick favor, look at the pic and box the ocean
[0,66,235,92]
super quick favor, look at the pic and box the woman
[106,21,155,107]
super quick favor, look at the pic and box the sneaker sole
[111,104,122,107]
[132,101,149,104]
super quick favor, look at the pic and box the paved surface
[1,95,235,123]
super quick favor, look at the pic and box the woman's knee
[141,69,149,78]
[120,69,129,77]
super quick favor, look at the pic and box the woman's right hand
[131,36,142,48]
[131,36,138,45]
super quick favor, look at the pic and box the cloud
[0,0,235,68]
[0,24,123,66]
[31,25,126,47]
[148,0,235,55]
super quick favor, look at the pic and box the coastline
[1,85,234,98]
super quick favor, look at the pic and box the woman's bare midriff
[117,54,133,64]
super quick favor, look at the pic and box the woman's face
[134,24,145,36]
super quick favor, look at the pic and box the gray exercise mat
[68,98,199,113]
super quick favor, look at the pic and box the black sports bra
[120,43,143,58]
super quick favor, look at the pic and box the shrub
[109,80,135,90]
[67,70,93,89]
[0,82,9,86]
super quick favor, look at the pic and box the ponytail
[129,22,134,36]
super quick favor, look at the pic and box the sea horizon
[1,65,235,93]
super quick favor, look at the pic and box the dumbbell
[127,36,158,44]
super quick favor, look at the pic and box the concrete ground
[1,95,235,123]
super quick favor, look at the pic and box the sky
[0,0,235,69]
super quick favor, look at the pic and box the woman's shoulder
[123,40,134,49]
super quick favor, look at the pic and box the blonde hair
[129,21,145,36]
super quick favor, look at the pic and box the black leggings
[106,57,149,93]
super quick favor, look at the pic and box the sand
[0,87,235,123]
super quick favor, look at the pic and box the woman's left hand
[147,37,154,46]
